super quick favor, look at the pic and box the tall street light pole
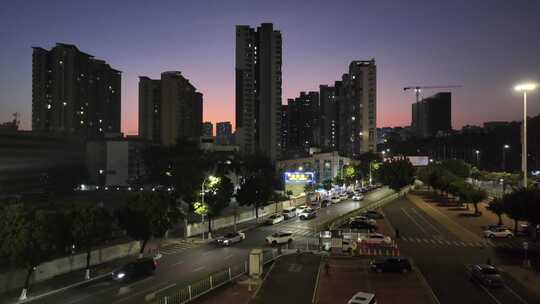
[502,145,509,172]
[475,150,480,166]
[515,83,537,187]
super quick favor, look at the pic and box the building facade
[411,92,451,138]
[138,71,203,146]
[336,60,377,157]
[32,43,121,137]
[276,151,352,185]
[202,122,213,137]
[216,121,233,145]
[235,23,282,162]
[319,85,338,150]
[285,91,320,158]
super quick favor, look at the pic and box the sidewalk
[409,189,540,298]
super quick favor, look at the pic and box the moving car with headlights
[112,258,156,281]
[352,194,364,201]
[266,231,294,246]
[331,196,341,204]
[369,257,411,273]
[282,207,297,219]
[483,227,513,238]
[216,232,246,246]
[465,264,504,288]
[358,233,392,245]
[347,291,377,304]
[265,214,285,225]
[299,208,317,220]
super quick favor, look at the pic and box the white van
[282,207,297,220]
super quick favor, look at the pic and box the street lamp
[502,145,510,172]
[515,82,537,187]
[475,150,480,166]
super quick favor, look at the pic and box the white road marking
[171,260,185,267]
[478,283,503,304]
[224,254,234,260]
[112,282,175,304]
[401,208,428,234]
[192,266,205,272]
[505,285,529,304]
[410,207,443,235]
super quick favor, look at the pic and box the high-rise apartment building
[336,60,377,157]
[411,92,451,138]
[235,23,282,162]
[202,122,213,137]
[138,71,202,146]
[319,85,338,150]
[216,122,232,144]
[32,43,121,137]
[280,105,288,156]
[285,91,319,157]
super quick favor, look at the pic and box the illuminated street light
[515,82,537,187]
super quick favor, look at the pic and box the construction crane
[403,85,462,103]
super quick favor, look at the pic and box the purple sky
[1,0,539,135]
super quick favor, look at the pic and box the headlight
[224,240,229,244]
[117,272,125,279]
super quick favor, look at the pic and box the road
[382,197,538,304]
[27,187,394,304]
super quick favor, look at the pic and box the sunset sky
[1,0,539,135]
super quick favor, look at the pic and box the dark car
[465,264,504,288]
[349,220,377,231]
[112,258,156,281]
[321,200,331,208]
[361,211,384,219]
[370,257,411,273]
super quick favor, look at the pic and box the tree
[487,198,505,225]
[304,183,315,193]
[503,188,530,233]
[468,188,487,215]
[378,159,415,191]
[322,179,333,191]
[200,175,234,233]
[236,175,273,220]
[0,205,59,300]
[441,159,471,179]
[116,192,180,257]
[71,206,112,280]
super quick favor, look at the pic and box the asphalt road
[26,187,393,304]
[382,197,538,304]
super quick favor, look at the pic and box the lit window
[80,120,84,124]
[63,102,67,106]
[59,60,63,65]
[99,119,103,123]
[351,116,356,121]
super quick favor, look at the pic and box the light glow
[514,83,537,92]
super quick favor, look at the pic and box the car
[352,194,364,201]
[340,192,348,199]
[484,227,513,238]
[216,232,246,246]
[349,220,377,231]
[296,205,308,214]
[310,202,321,210]
[465,264,504,288]
[358,233,392,245]
[347,291,377,304]
[369,257,411,273]
[112,258,156,281]
[361,210,384,219]
[483,224,508,231]
[265,214,285,225]
[299,208,317,220]
[350,216,377,226]
[265,231,294,246]
[321,200,332,208]
[331,196,341,204]
[282,207,297,219]
[359,187,369,194]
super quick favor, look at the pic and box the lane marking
[410,207,444,235]
[192,266,205,272]
[224,254,234,260]
[202,251,211,256]
[401,208,428,234]
[112,282,176,304]
[505,285,529,304]
[171,260,185,267]
[477,283,503,304]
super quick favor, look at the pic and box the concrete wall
[186,196,307,237]
[0,241,140,293]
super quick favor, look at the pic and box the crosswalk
[159,241,201,255]
[399,236,540,250]
[262,226,318,238]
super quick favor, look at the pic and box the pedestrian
[395,228,400,239]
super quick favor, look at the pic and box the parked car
[369,257,411,273]
[484,227,513,238]
[359,187,369,194]
[349,220,377,231]
[112,258,156,281]
[296,205,308,214]
[321,200,332,208]
[310,202,321,210]
[361,210,384,219]
[352,194,364,201]
[347,291,377,304]
[340,192,348,199]
[331,196,341,204]
[265,231,294,246]
[265,214,285,225]
[216,232,246,246]
[465,264,504,288]
[282,207,297,220]
[299,208,317,220]
[350,216,377,226]
[358,233,392,245]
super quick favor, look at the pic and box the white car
[350,216,377,226]
[484,227,513,238]
[331,196,341,203]
[216,232,246,246]
[347,291,377,304]
[265,231,294,246]
[265,214,285,225]
[296,205,308,213]
[352,194,364,201]
[358,233,392,245]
